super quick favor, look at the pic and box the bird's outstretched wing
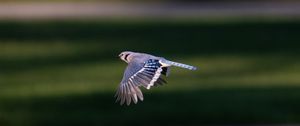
[115,59,167,105]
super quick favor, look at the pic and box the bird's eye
[119,54,124,57]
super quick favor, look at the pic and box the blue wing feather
[115,59,167,105]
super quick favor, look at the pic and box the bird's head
[119,51,134,63]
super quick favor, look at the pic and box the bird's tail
[162,60,197,70]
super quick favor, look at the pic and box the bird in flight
[115,51,197,105]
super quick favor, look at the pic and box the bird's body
[116,51,197,105]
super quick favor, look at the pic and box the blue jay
[116,51,197,105]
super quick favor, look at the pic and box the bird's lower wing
[115,59,167,105]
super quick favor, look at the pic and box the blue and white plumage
[115,51,197,105]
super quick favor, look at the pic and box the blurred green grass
[0,20,300,126]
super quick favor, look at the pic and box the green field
[0,20,300,126]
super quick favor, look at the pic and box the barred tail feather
[163,60,197,70]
